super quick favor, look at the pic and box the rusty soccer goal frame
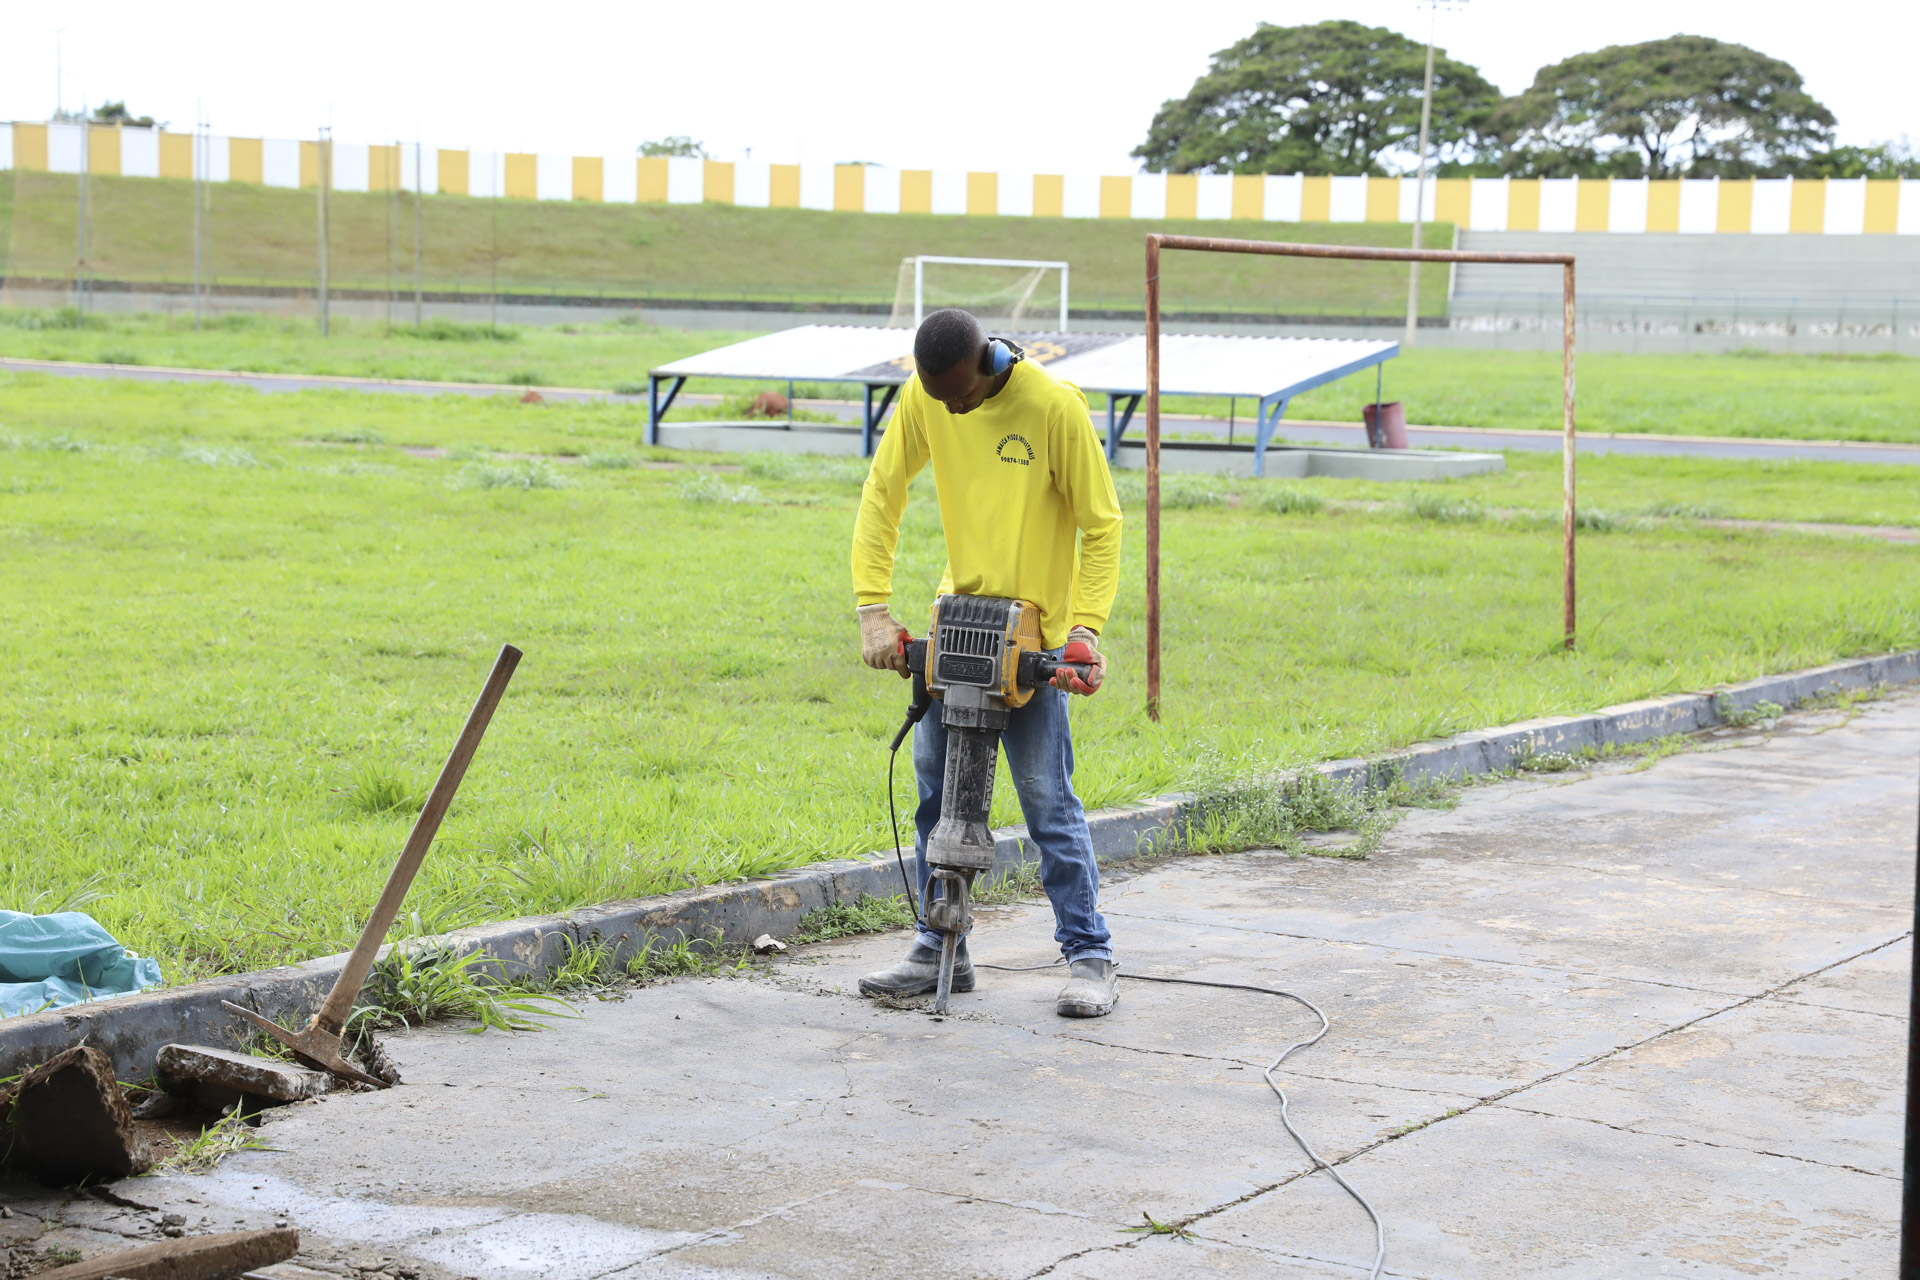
[1141,234,1578,721]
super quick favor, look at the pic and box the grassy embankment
[4,309,1919,446]
[0,170,1449,316]
[1,371,1915,984]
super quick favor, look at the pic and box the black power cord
[886,729,919,921]
[977,958,1386,1279]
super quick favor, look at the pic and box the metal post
[75,119,89,313]
[1562,261,1577,650]
[1903,750,1920,1279]
[414,140,424,328]
[1144,235,1163,723]
[192,104,203,331]
[317,129,331,337]
[386,141,397,331]
[1404,4,1437,349]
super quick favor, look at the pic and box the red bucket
[1362,401,1408,450]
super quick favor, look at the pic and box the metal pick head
[220,1000,389,1090]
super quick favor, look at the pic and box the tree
[1132,20,1500,176]
[1488,35,1835,178]
[91,101,158,128]
[639,136,708,159]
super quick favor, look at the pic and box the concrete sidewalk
[6,694,1915,1278]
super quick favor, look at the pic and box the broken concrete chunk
[33,1226,298,1280]
[750,934,787,955]
[156,1045,338,1103]
[3,1045,155,1182]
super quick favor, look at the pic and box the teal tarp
[0,910,163,1018]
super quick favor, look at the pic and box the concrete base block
[655,421,865,456]
[1112,439,1505,480]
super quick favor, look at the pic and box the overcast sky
[6,1,1913,172]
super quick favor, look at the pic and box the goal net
[886,256,1070,332]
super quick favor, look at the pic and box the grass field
[5,310,1920,445]
[0,171,1451,316]
[2,371,1915,988]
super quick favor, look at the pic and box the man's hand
[1053,626,1106,695]
[857,603,912,676]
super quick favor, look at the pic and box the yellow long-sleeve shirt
[851,358,1123,650]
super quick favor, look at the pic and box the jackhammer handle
[889,649,931,753]
[315,643,522,1035]
[1025,653,1096,690]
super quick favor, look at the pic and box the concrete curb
[7,649,1914,1081]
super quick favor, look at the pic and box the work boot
[1056,958,1119,1018]
[857,938,974,998]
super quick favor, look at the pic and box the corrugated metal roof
[651,325,1396,401]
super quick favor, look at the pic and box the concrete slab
[5,690,1908,1279]
[1508,995,1905,1176]
[1202,1107,1896,1278]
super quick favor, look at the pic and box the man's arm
[1057,402,1124,635]
[850,392,929,606]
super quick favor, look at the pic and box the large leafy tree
[1489,35,1836,178]
[1133,20,1501,175]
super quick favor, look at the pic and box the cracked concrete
[2,692,1913,1279]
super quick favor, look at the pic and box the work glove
[1053,626,1106,696]
[857,603,912,676]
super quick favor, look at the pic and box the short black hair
[913,308,984,378]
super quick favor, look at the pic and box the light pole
[1403,1,1463,349]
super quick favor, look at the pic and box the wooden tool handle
[315,644,522,1034]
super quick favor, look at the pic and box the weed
[340,761,425,816]
[97,349,143,366]
[790,894,916,944]
[29,870,108,913]
[1514,746,1580,773]
[1642,500,1726,520]
[0,306,104,331]
[1402,488,1486,523]
[417,319,517,343]
[549,935,622,991]
[504,370,545,386]
[154,1110,271,1174]
[312,427,384,444]
[460,459,571,489]
[171,445,260,468]
[1108,471,1231,509]
[582,452,640,469]
[346,939,574,1049]
[677,472,764,504]
[42,1246,85,1266]
[1715,696,1785,728]
[1252,485,1326,516]
[625,932,747,984]
[1122,1212,1195,1241]
[973,861,1044,905]
[611,381,646,396]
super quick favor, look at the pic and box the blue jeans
[911,670,1113,963]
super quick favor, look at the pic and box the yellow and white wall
[6,121,1918,235]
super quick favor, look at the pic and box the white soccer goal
[888,255,1071,332]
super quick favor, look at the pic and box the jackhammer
[886,594,1093,1014]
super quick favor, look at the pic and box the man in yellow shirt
[850,309,1124,1018]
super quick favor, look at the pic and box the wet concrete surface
[2,694,1914,1278]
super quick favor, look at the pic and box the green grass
[5,309,1919,446]
[0,170,1449,315]
[1,372,1915,986]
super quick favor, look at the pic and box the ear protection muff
[983,337,1024,376]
